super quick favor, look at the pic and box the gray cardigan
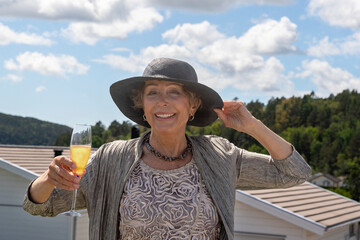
[23,134,312,240]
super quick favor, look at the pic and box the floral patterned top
[119,159,221,239]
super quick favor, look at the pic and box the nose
[157,92,169,106]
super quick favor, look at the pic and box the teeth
[156,113,174,118]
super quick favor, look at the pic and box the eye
[145,89,158,96]
[168,86,184,96]
[169,89,181,95]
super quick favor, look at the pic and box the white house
[1,144,360,240]
[0,145,92,240]
[236,182,360,240]
[309,173,344,187]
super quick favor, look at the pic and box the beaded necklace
[145,134,192,162]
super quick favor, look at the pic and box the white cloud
[0,0,163,45]
[297,59,360,96]
[306,36,340,57]
[0,22,53,46]
[308,0,360,29]
[162,21,225,49]
[96,18,297,96]
[5,74,22,82]
[35,86,47,93]
[0,0,293,45]
[240,17,297,54]
[307,33,360,57]
[146,0,293,12]
[340,32,360,55]
[4,52,89,77]
[0,0,293,19]
[112,47,132,52]
[0,0,129,21]
[95,44,192,72]
[61,7,163,45]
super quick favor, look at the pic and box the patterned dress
[119,159,221,239]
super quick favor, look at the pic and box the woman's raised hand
[213,101,258,134]
[214,100,292,160]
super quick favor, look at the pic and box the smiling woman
[142,80,200,137]
[23,57,312,240]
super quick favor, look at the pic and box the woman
[23,58,312,239]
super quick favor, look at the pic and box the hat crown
[143,58,198,83]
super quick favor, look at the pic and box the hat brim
[110,76,224,128]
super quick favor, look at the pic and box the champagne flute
[62,124,92,217]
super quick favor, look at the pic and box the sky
[1,0,360,128]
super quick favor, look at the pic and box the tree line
[0,113,71,146]
[54,89,360,201]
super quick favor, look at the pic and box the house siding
[306,225,357,240]
[75,212,90,240]
[234,200,306,240]
[235,197,360,240]
[0,168,72,240]
[0,168,31,205]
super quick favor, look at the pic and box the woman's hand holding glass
[46,155,81,191]
[61,124,91,217]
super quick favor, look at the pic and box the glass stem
[71,189,77,212]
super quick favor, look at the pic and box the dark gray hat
[110,57,223,128]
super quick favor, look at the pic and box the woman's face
[143,80,196,134]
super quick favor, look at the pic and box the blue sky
[1,0,360,128]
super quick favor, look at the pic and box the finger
[223,101,243,111]
[49,172,80,190]
[54,156,77,170]
[47,176,79,191]
[214,108,232,128]
[213,108,226,120]
[54,156,80,182]
[49,157,80,185]
[48,166,80,187]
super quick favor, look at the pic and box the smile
[155,113,175,119]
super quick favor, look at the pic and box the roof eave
[326,217,360,231]
[0,158,39,181]
[236,189,326,236]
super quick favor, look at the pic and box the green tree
[92,121,106,137]
[275,97,302,132]
[54,131,71,146]
[108,120,122,137]
[346,157,360,201]
[246,100,264,119]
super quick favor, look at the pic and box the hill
[0,113,71,146]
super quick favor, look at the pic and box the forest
[54,89,360,201]
[0,113,71,145]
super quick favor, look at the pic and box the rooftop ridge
[0,144,69,149]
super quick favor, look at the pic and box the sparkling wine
[70,145,91,175]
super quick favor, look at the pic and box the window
[349,223,355,237]
[323,180,330,187]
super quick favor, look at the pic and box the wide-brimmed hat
[110,57,223,128]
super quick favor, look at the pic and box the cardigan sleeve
[22,180,87,217]
[235,146,312,189]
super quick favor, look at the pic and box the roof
[0,144,96,180]
[237,182,360,235]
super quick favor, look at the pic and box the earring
[143,115,147,121]
[189,115,195,121]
